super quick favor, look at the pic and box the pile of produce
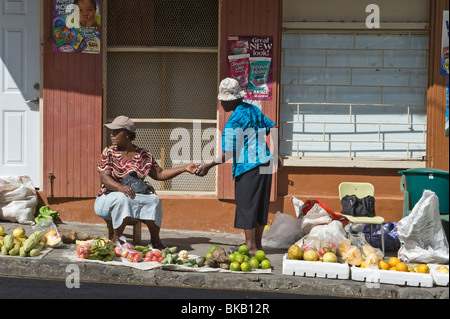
[76,237,114,261]
[161,246,205,267]
[205,244,271,272]
[35,206,60,223]
[0,226,45,257]
[287,238,339,263]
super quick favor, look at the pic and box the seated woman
[94,116,198,249]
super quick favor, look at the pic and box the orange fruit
[389,266,397,271]
[417,264,430,274]
[379,260,389,270]
[388,257,400,268]
[396,262,408,272]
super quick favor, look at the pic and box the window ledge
[282,157,426,169]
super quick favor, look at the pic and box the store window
[106,0,219,193]
[280,0,430,166]
[281,31,428,161]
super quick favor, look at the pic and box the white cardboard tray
[350,265,434,287]
[282,254,350,279]
[428,264,449,286]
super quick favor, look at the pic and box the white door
[0,0,41,188]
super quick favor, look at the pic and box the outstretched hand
[195,164,210,177]
[185,164,200,174]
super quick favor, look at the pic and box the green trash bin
[398,168,449,219]
[398,168,449,245]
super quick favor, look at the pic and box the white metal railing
[282,102,427,159]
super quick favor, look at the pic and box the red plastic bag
[302,200,348,226]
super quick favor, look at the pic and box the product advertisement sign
[53,0,102,54]
[441,10,449,76]
[227,36,273,100]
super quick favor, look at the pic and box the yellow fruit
[287,244,303,260]
[417,264,430,274]
[436,265,449,274]
[303,249,319,261]
[379,260,389,270]
[360,260,366,268]
[396,262,408,272]
[0,225,4,236]
[388,257,400,268]
[13,227,26,239]
[323,252,338,263]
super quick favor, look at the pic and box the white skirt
[94,192,163,229]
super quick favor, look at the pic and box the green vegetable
[35,206,60,223]
[8,244,20,256]
[3,235,14,252]
[29,247,42,257]
[23,231,43,252]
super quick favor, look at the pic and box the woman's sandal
[152,242,166,250]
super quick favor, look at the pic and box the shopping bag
[397,190,449,263]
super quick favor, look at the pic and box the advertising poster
[446,77,449,137]
[53,0,102,54]
[440,10,449,75]
[227,36,273,100]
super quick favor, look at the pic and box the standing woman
[94,116,198,248]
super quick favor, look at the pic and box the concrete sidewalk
[0,221,448,299]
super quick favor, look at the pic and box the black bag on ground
[121,171,155,194]
[341,195,375,217]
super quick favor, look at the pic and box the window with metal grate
[106,0,219,193]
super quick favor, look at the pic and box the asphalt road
[0,275,342,300]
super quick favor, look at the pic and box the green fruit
[228,253,236,262]
[249,257,260,269]
[240,261,251,272]
[238,244,249,255]
[230,261,240,271]
[234,253,245,264]
[261,259,271,269]
[205,253,212,260]
[255,250,266,262]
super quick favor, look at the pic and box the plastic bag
[362,222,400,251]
[32,217,63,248]
[0,176,37,224]
[309,220,348,244]
[300,203,331,234]
[397,190,449,264]
[262,211,304,249]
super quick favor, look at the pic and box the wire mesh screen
[107,52,218,120]
[107,0,219,47]
[106,0,219,192]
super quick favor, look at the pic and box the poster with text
[441,10,449,75]
[227,36,273,100]
[446,77,449,137]
[53,0,102,54]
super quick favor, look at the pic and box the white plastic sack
[262,211,304,249]
[0,175,37,224]
[300,203,332,234]
[397,190,449,264]
[309,220,348,244]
